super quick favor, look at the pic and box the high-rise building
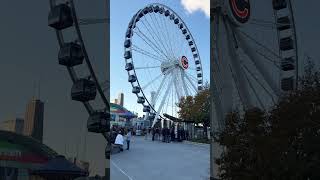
[24,97,44,142]
[114,99,118,104]
[0,118,24,134]
[118,93,124,106]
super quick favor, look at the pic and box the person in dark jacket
[152,128,155,141]
[186,130,189,140]
[162,128,165,142]
[166,128,170,143]
[170,127,175,142]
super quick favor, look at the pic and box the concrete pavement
[111,136,210,180]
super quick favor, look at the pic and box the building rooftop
[0,130,58,159]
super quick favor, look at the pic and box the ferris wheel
[124,3,204,128]
[212,0,299,129]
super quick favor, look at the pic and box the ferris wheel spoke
[237,29,282,60]
[135,65,161,70]
[214,18,237,115]
[159,15,176,60]
[242,64,277,104]
[225,21,254,108]
[184,73,198,93]
[149,13,175,60]
[135,27,169,60]
[134,32,167,61]
[171,23,183,59]
[255,50,281,69]
[242,66,265,109]
[165,16,180,60]
[213,15,224,80]
[153,14,177,60]
[173,71,183,100]
[185,71,198,82]
[180,69,189,96]
[152,74,169,107]
[142,15,173,60]
[132,45,167,62]
[140,17,173,60]
[235,29,280,96]
[141,73,163,90]
[183,74,196,95]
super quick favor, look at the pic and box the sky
[110,0,210,117]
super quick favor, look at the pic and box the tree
[215,64,320,180]
[193,85,210,137]
[177,83,210,138]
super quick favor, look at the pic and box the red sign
[181,56,189,69]
[0,150,48,164]
[229,0,250,23]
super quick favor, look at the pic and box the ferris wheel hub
[160,61,179,75]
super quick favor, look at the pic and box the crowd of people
[110,125,191,153]
[143,126,190,143]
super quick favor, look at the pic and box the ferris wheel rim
[124,3,204,122]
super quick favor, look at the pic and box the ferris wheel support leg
[181,69,189,96]
[235,29,280,96]
[161,119,164,129]
[152,77,174,127]
[210,14,234,179]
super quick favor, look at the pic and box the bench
[111,144,123,154]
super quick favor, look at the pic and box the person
[165,128,169,143]
[125,129,132,150]
[156,128,160,140]
[114,131,124,151]
[186,130,189,140]
[167,128,171,143]
[152,128,155,141]
[170,127,175,142]
[162,128,165,142]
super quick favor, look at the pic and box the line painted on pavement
[111,160,134,180]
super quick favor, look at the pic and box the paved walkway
[111,136,210,180]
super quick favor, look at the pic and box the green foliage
[177,84,210,138]
[215,67,320,180]
[177,84,210,126]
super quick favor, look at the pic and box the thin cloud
[181,0,210,18]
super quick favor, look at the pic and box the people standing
[125,129,132,150]
[115,131,124,152]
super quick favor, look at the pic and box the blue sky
[110,0,210,116]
